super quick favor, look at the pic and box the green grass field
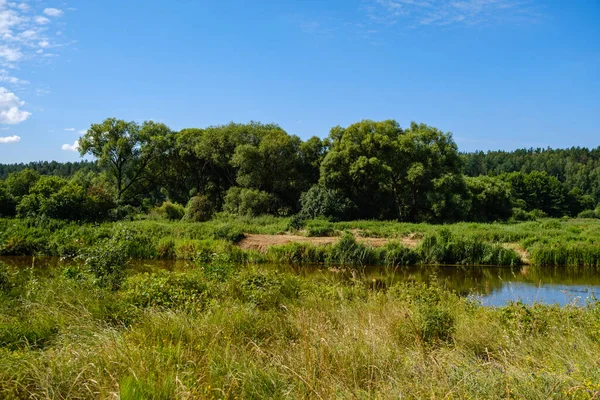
[1,258,600,398]
[1,217,600,398]
[1,216,600,267]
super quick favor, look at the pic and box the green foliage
[330,231,374,266]
[0,183,16,217]
[320,120,463,221]
[0,317,58,350]
[530,243,600,267]
[81,239,129,289]
[418,306,455,344]
[124,271,208,310]
[212,224,245,243]
[578,209,599,219]
[419,229,521,266]
[465,176,513,222]
[183,195,214,222]
[286,214,306,231]
[299,185,354,221]
[232,269,301,309]
[223,186,274,217]
[79,118,172,203]
[154,201,185,220]
[511,207,537,221]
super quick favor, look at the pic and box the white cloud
[0,87,30,124]
[0,135,21,143]
[64,127,75,131]
[0,69,28,84]
[34,16,50,24]
[0,134,21,143]
[0,45,22,62]
[43,8,63,17]
[61,140,79,151]
[367,0,541,27]
[78,129,87,134]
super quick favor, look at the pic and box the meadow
[1,216,600,267]
[1,254,600,399]
[2,216,600,398]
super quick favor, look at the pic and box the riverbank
[1,216,599,267]
[1,257,599,398]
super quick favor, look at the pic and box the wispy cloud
[366,0,542,27]
[64,127,75,131]
[0,1,73,131]
[0,135,21,143]
[43,8,63,17]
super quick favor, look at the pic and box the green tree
[320,120,463,221]
[78,118,172,203]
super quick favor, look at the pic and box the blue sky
[0,0,598,163]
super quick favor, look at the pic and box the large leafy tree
[320,120,463,221]
[78,118,172,203]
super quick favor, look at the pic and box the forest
[0,118,599,224]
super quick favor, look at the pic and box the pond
[1,256,598,307]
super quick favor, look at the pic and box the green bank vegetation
[1,216,600,268]
[1,253,599,398]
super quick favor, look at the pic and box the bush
[578,209,599,219]
[300,185,354,221]
[124,271,208,310]
[286,214,306,231]
[223,187,275,217]
[419,306,455,344]
[511,207,537,221]
[183,195,214,222]
[155,201,185,221]
[80,240,129,290]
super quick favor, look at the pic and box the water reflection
[1,256,598,307]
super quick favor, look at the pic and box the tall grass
[0,261,599,398]
[1,216,599,266]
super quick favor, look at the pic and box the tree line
[0,118,598,222]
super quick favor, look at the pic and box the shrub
[529,209,548,219]
[223,187,275,217]
[80,240,129,290]
[419,306,455,344]
[286,214,306,231]
[183,195,214,222]
[0,317,58,350]
[155,201,185,221]
[578,209,599,219]
[300,185,354,221]
[124,271,208,310]
[511,207,537,221]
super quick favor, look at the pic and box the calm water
[1,256,598,307]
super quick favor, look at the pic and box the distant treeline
[463,147,600,205]
[0,161,99,179]
[0,118,598,223]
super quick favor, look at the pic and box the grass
[1,215,600,266]
[0,258,599,398]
